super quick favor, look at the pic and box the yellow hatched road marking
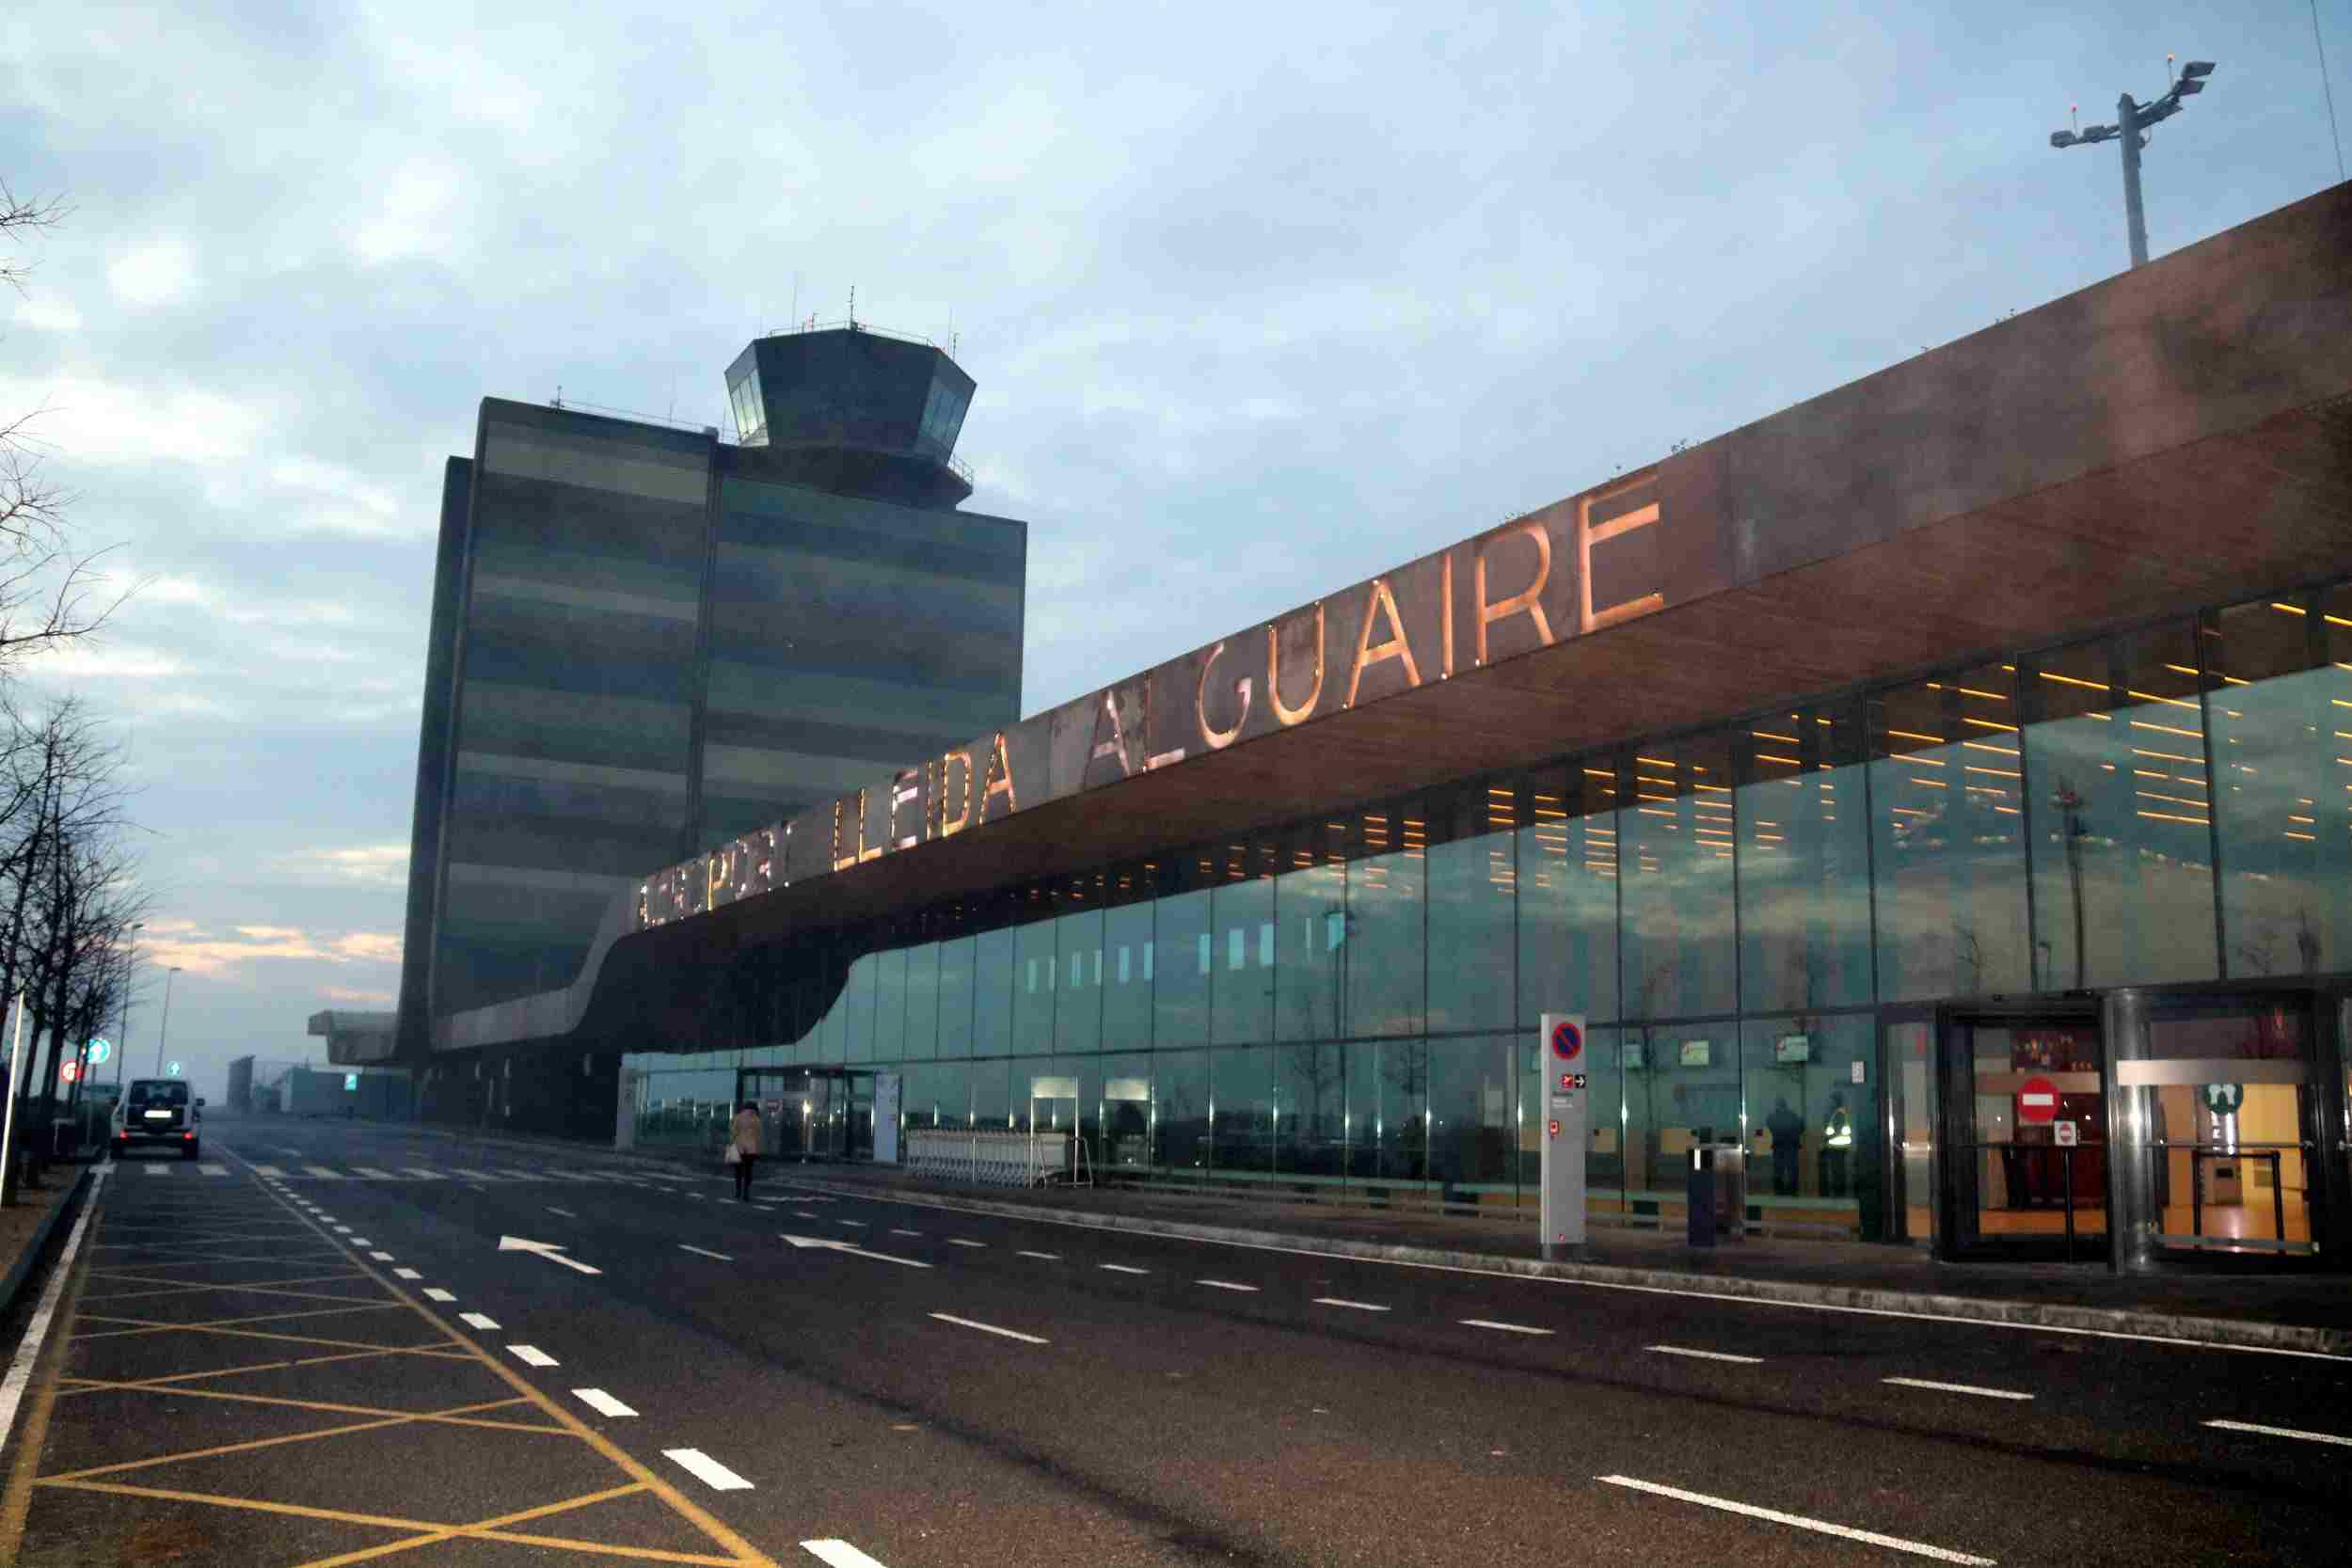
[79,1273,382,1306]
[52,1345,469,1397]
[40,1397,562,1483]
[67,1320,468,1354]
[56,1379,572,1433]
[72,1301,411,1338]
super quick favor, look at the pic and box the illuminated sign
[635,470,1667,933]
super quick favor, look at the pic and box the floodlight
[2176,76,2203,96]
[2180,61,2214,79]
[2050,130,2076,148]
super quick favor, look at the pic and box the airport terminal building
[418,185,2352,1273]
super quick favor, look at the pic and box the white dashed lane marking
[1313,1298,1389,1312]
[422,1289,455,1303]
[1885,1376,2031,1401]
[353,1166,397,1180]
[1015,1250,1059,1261]
[573,1387,638,1418]
[2205,1418,2352,1447]
[349,1238,372,1247]
[368,1252,393,1261]
[929,1312,1049,1346]
[141,1166,167,1178]
[949,1239,986,1248]
[198,1164,228,1177]
[890,1229,922,1237]
[460,1312,500,1330]
[1099,1264,1149,1275]
[801,1541,892,1567]
[392,1268,421,1280]
[1650,1345,1764,1365]
[665,1448,754,1491]
[1463,1320,1553,1336]
[250,1164,285,1177]
[546,1206,578,1218]
[507,1345,558,1368]
[1198,1279,1259,1293]
[678,1244,733,1261]
[1597,1476,1995,1565]
[301,1165,344,1180]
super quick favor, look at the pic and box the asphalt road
[8,1113,2349,1568]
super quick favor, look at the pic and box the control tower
[723,325,977,509]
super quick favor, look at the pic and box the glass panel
[1620,736,1738,1019]
[1741,1014,1872,1236]
[1624,1023,1739,1214]
[871,946,907,1062]
[842,951,878,1063]
[1211,1045,1277,1176]
[1886,1018,1936,1244]
[936,936,976,1058]
[2024,626,2217,988]
[1097,1052,1153,1171]
[1344,821,1425,1038]
[902,943,940,1061]
[1152,888,1213,1050]
[1350,1037,1429,1184]
[1103,901,1154,1051]
[1276,1040,1347,1180]
[1957,1020,2106,1259]
[972,927,1015,1058]
[1014,920,1057,1053]
[1009,1055,1054,1132]
[1740,704,1871,1011]
[1427,827,1517,1034]
[968,1054,1011,1131]
[1274,859,1343,1043]
[2139,1002,2314,1254]
[1870,665,2032,1000]
[1055,908,1104,1053]
[930,1059,971,1131]
[816,966,846,1064]
[1426,1034,1516,1196]
[1154,1050,1211,1176]
[1212,875,1275,1045]
[1517,768,1619,1027]
[2211,591,2352,976]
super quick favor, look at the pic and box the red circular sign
[2018,1076,2059,1124]
[1549,1020,1583,1061]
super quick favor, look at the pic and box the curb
[0,1169,92,1323]
[775,1175,2352,1359]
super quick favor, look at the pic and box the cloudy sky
[2,2,2344,1100]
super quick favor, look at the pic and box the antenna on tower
[791,272,801,331]
[848,284,856,329]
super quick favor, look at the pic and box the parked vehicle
[113,1079,204,1161]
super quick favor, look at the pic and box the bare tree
[3,176,131,669]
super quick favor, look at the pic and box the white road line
[450,1168,502,1181]
[492,1168,547,1181]
[393,1268,421,1280]
[312,1213,337,1223]
[793,1211,819,1219]
[834,1219,866,1228]
[507,1344,558,1368]
[368,1251,393,1261]
[277,1147,305,1156]
[1099,1263,1150,1275]
[948,1239,986,1248]
[199,1164,228,1177]
[141,1164,167,1178]
[460,1312,500,1330]
[573,1387,639,1418]
[2205,1418,2352,1447]
[1885,1376,2033,1401]
[890,1229,923,1237]
[249,1164,285,1177]
[423,1289,455,1303]
[0,1169,107,1443]
[1015,1250,1059,1260]
[678,1244,733,1261]
[353,1167,397,1180]
[1463,1319,1553,1336]
[333,1226,353,1234]
[349,1238,372,1247]
[1313,1297,1390,1311]
[929,1312,1049,1345]
[301,1165,344,1180]
[398,1167,445,1180]
[801,1542,891,1568]
[810,1182,2352,1365]
[1650,1345,1764,1365]
[1198,1279,1259,1292]
[1597,1476,1995,1565]
[546,1206,578,1218]
[664,1448,754,1491]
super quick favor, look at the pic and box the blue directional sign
[85,1037,111,1066]
[345,1073,359,1091]
[166,1060,182,1078]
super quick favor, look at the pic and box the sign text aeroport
[638,469,1666,931]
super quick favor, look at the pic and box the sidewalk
[383,1118,2352,1356]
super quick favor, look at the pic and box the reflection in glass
[1425,1035,1515,1193]
[1013,920,1057,1053]
[2023,626,2217,989]
[1274,860,1343,1043]
[1103,901,1153,1051]
[1056,908,1105,1053]
[1153,888,1213,1050]
[1344,814,1425,1038]
[1154,1051,1210,1175]
[871,946,907,1061]
[1211,876,1274,1045]
[1278,1040,1346,1178]
[1517,767,1618,1027]
[902,943,939,1061]
[1097,1053,1152,1171]
[1871,665,2030,1000]
[973,928,1015,1057]
[936,937,975,1058]
[1740,1015,1872,1234]
[968,1054,1011,1132]
[1620,739,1737,1019]
[2210,592,2352,977]
[1426,826,1516,1034]
[1211,1045,1277,1174]
[1739,705,1870,1011]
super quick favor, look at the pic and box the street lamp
[154,966,183,1077]
[2049,58,2216,269]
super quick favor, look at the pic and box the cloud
[144,921,403,981]
[352,161,471,266]
[18,643,191,681]
[106,239,197,306]
[0,375,264,466]
[11,297,82,333]
[290,844,410,888]
[322,986,395,1006]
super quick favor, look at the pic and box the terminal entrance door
[739,1069,874,1162]
[1938,1007,2107,1261]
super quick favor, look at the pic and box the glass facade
[627,578,2352,1241]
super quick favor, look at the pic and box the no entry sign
[2018,1077,2059,1124]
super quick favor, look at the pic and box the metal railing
[2161,1142,2296,1252]
[904,1128,1073,1186]
[548,394,976,486]
[1962,1140,2101,1261]
[761,317,951,353]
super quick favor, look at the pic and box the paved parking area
[2,1158,777,1568]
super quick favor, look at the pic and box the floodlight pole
[2118,93,2150,269]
